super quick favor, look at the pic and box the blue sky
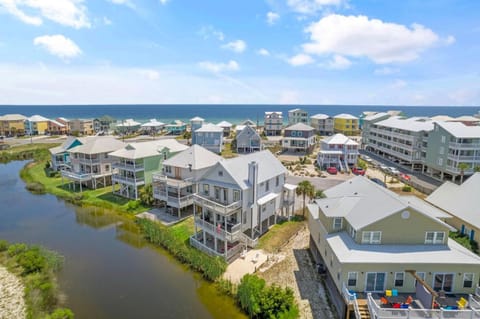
[0,0,479,105]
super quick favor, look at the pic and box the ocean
[0,104,478,124]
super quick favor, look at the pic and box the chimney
[248,161,259,202]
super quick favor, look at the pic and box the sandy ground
[258,226,337,319]
[223,249,269,283]
[0,266,26,319]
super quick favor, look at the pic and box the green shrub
[25,182,46,194]
[402,185,412,192]
[16,246,47,275]
[7,243,28,257]
[139,184,155,207]
[126,200,140,212]
[237,274,299,319]
[46,308,75,319]
[450,232,478,254]
[0,240,9,252]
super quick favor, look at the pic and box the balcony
[153,190,194,208]
[152,174,194,188]
[193,194,242,215]
[190,234,244,261]
[61,171,92,181]
[76,157,101,164]
[449,142,480,149]
[194,217,242,241]
[112,162,144,172]
[447,154,480,162]
[112,174,145,185]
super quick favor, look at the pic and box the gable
[67,139,83,150]
[200,162,242,188]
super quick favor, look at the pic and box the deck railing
[112,175,145,185]
[342,283,362,319]
[194,217,242,242]
[153,190,194,207]
[193,194,241,215]
[61,171,92,181]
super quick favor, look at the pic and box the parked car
[361,155,373,163]
[399,173,411,181]
[379,164,389,172]
[326,167,338,175]
[370,178,387,188]
[352,167,366,176]
[388,167,400,175]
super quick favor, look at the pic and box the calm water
[0,161,245,319]
[0,104,478,124]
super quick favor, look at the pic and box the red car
[399,173,411,181]
[326,167,338,175]
[352,167,366,176]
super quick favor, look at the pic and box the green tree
[458,162,470,184]
[474,165,480,173]
[357,158,367,170]
[237,274,265,317]
[296,180,315,217]
[315,189,325,199]
[139,184,154,206]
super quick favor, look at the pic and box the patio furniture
[405,296,413,305]
[240,249,247,259]
[386,290,393,297]
[392,289,399,297]
[252,253,259,263]
[457,297,468,309]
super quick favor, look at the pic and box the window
[439,146,444,155]
[214,186,220,200]
[276,176,279,187]
[105,165,110,172]
[218,170,223,176]
[441,135,446,143]
[291,131,296,137]
[437,158,443,166]
[333,218,342,230]
[463,273,474,288]
[165,166,172,173]
[265,181,270,191]
[394,272,404,287]
[425,232,445,244]
[223,188,228,202]
[415,272,426,287]
[203,184,209,195]
[348,272,358,287]
[163,152,167,160]
[262,204,266,212]
[233,190,240,201]
[362,231,382,244]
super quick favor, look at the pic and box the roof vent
[354,192,358,195]
[325,205,329,208]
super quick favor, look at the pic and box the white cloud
[221,40,247,53]
[374,67,399,75]
[266,11,280,25]
[327,54,351,69]
[159,0,168,4]
[389,79,407,89]
[137,69,160,80]
[444,35,456,45]
[198,60,239,73]
[257,48,270,56]
[103,16,112,25]
[198,25,224,41]
[0,0,90,28]
[288,53,315,66]
[303,14,446,64]
[33,35,82,59]
[287,0,344,14]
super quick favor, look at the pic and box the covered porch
[190,231,244,262]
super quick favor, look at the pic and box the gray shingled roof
[68,136,125,155]
[109,139,188,159]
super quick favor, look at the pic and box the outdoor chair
[457,297,468,309]
[392,289,398,296]
[252,253,259,263]
[386,290,392,297]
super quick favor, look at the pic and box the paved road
[286,175,345,191]
[359,150,441,191]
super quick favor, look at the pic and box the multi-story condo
[152,145,222,217]
[25,115,50,135]
[236,125,262,153]
[360,112,391,149]
[308,176,480,319]
[282,123,316,153]
[192,123,224,154]
[364,116,434,170]
[49,136,89,171]
[427,173,480,243]
[333,113,360,136]
[109,140,188,200]
[61,137,125,191]
[310,114,334,136]
[69,118,95,136]
[288,108,308,125]
[190,151,297,261]
[56,117,71,133]
[424,121,480,181]
[216,121,233,137]
[317,133,359,171]
[264,112,283,136]
[47,119,67,135]
[0,114,26,136]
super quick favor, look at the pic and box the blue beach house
[192,122,224,154]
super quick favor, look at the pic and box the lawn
[221,142,238,158]
[21,160,150,215]
[257,218,305,253]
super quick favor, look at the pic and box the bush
[450,232,478,254]
[8,243,28,257]
[126,200,140,212]
[139,184,155,207]
[402,185,412,192]
[26,182,46,194]
[237,274,299,319]
[46,308,75,319]
[16,246,47,275]
[0,240,9,252]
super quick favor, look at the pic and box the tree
[458,162,470,184]
[357,158,367,170]
[474,165,480,173]
[315,189,325,199]
[296,180,315,217]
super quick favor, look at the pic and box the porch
[190,231,244,262]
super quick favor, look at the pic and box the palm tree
[315,189,325,199]
[458,162,470,184]
[296,180,315,217]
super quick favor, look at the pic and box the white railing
[475,286,480,297]
[449,142,480,149]
[194,217,242,241]
[193,194,242,215]
[342,283,362,319]
[153,190,194,207]
[112,175,145,184]
[112,162,144,171]
[61,171,92,180]
[226,243,244,260]
[152,174,194,188]
[190,235,243,261]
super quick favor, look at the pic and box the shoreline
[0,265,26,319]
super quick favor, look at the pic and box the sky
[0,0,479,106]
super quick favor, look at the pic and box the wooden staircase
[356,299,370,319]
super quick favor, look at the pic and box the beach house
[310,114,334,136]
[308,176,480,319]
[61,137,125,191]
[109,140,188,200]
[165,120,187,135]
[0,114,26,137]
[236,125,262,153]
[47,119,67,135]
[140,119,165,135]
[49,136,89,171]
[152,145,221,217]
[93,116,115,134]
[69,119,95,136]
[317,133,359,171]
[190,151,297,261]
[216,121,233,137]
[288,108,308,125]
[333,113,360,136]
[264,112,283,136]
[192,122,224,154]
[25,115,50,135]
[426,173,480,243]
[282,123,316,153]
[115,119,141,134]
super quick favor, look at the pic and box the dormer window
[425,231,444,244]
[362,231,381,244]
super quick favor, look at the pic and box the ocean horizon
[1,104,479,125]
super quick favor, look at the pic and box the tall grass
[136,218,227,281]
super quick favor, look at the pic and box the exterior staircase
[356,300,370,319]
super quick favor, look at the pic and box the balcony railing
[193,194,242,215]
[342,283,361,319]
[112,175,145,185]
[152,174,194,188]
[449,142,480,149]
[153,190,194,207]
[76,157,101,163]
[61,171,92,181]
[447,154,480,162]
[112,162,144,171]
[189,235,244,261]
[194,217,242,242]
